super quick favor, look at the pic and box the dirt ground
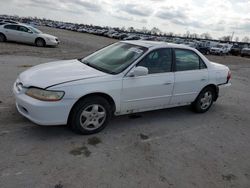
[0,27,250,188]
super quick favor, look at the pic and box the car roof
[122,40,192,49]
[2,23,29,27]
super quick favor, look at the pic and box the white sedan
[13,41,231,134]
[0,23,59,47]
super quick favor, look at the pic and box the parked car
[0,23,59,47]
[124,35,140,40]
[230,45,242,56]
[1,20,19,24]
[196,46,210,55]
[13,41,231,134]
[241,48,250,57]
[210,44,230,55]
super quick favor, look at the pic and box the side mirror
[128,66,148,77]
[28,30,33,34]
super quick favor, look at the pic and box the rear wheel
[192,87,214,113]
[68,96,112,135]
[35,38,45,47]
[0,33,6,42]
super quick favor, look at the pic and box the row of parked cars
[1,15,250,56]
[33,17,250,57]
[181,40,250,57]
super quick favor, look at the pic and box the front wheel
[192,87,214,113]
[68,96,112,135]
[35,38,45,47]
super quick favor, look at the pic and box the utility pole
[231,32,234,42]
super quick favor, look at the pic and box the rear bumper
[218,83,231,97]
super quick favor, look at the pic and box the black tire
[192,87,215,113]
[0,33,6,42]
[68,96,112,135]
[35,38,45,47]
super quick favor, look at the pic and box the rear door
[121,48,174,112]
[2,24,19,41]
[171,48,208,104]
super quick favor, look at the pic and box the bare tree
[167,32,174,37]
[127,27,135,33]
[200,33,212,40]
[190,33,199,39]
[242,36,250,43]
[121,26,126,31]
[220,36,231,42]
[151,27,161,35]
[141,27,149,34]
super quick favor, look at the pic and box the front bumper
[13,83,75,126]
[46,39,60,46]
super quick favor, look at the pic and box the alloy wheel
[79,104,106,131]
[200,91,212,110]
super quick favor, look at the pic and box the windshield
[28,26,42,34]
[81,42,148,74]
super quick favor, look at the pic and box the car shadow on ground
[1,41,57,48]
[23,105,202,140]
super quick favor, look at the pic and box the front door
[121,48,174,113]
[16,26,35,43]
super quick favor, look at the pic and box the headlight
[46,37,54,41]
[25,88,64,101]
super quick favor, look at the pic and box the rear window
[4,24,18,30]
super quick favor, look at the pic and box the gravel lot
[0,27,250,188]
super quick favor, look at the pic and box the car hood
[39,33,57,39]
[19,59,107,88]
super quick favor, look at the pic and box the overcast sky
[1,0,250,39]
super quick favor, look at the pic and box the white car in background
[13,41,231,134]
[0,23,59,47]
[210,44,232,55]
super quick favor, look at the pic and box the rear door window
[4,24,18,30]
[175,49,207,71]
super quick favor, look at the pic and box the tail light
[227,71,231,83]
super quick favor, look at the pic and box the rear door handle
[201,78,207,81]
[163,82,173,85]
